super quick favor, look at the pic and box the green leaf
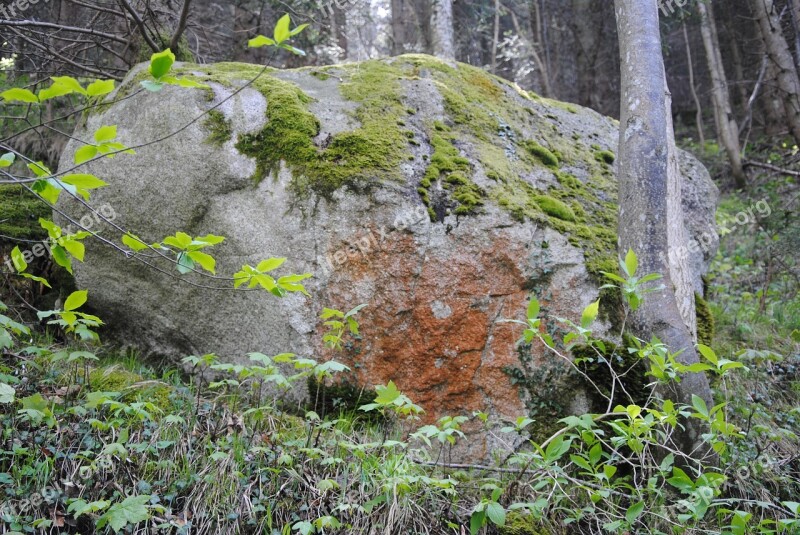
[697,344,718,365]
[52,245,73,274]
[10,246,27,272]
[257,257,286,272]
[375,381,401,405]
[86,79,115,96]
[527,296,540,320]
[470,510,486,535]
[64,290,88,311]
[61,174,108,190]
[50,76,87,95]
[187,251,216,274]
[149,49,175,79]
[61,239,86,262]
[0,152,15,168]
[2,88,38,103]
[140,80,164,92]
[0,383,15,404]
[20,273,52,288]
[176,252,195,274]
[163,232,193,250]
[248,35,276,48]
[96,494,151,532]
[626,501,644,524]
[791,329,800,343]
[122,234,148,252]
[28,161,52,177]
[94,125,117,143]
[273,14,292,43]
[279,44,306,56]
[74,145,99,165]
[581,300,600,329]
[38,83,75,102]
[624,248,638,277]
[691,394,709,418]
[289,23,309,36]
[485,502,506,527]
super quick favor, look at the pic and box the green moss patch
[524,140,559,168]
[696,292,715,346]
[0,185,49,242]
[419,131,484,220]
[203,110,232,146]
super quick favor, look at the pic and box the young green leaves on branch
[74,125,135,165]
[248,14,309,56]
[601,248,664,311]
[234,257,312,297]
[140,49,209,92]
[38,290,104,342]
[1,75,115,104]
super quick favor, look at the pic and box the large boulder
[57,55,718,457]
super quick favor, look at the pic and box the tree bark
[615,0,714,457]
[432,0,455,60]
[391,0,407,56]
[751,0,800,145]
[697,0,746,188]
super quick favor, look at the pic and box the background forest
[0,0,799,534]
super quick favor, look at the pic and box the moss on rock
[203,110,233,146]
[0,185,49,242]
[695,292,715,346]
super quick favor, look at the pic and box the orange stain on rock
[318,229,531,422]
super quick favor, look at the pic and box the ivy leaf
[149,49,175,79]
[96,495,151,532]
[64,290,88,311]
[1,88,38,103]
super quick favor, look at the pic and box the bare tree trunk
[683,21,705,146]
[528,0,552,96]
[491,0,501,72]
[432,0,455,59]
[391,0,407,56]
[615,0,714,456]
[751,0,800,144]
[697,0,746,188]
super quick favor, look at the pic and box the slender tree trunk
[491,0,501,73]
[697,0,746,188]
[528,0,552,96]
[683,21,705,145]
[391,0,407,56]
[615,0,714,457]
[751,0,800,144]
[432,0,455,59]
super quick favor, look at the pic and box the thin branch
[0,20,128,44]
[743,159,800,176]
[169,0,193,52]
[117,0,161,52]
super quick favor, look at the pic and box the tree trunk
[391,0,407,56]
[751,0,800,145]
[491,0,501,73]
[432,0,455,60]
[697,0,746,188]
[615,0,714,457]
[683,21,705,146]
